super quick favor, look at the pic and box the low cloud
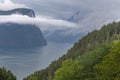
[0,0,78,36]
[0,14,78,31]
[1,0,120,36]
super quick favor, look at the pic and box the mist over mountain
[43,10,89,43]
[0,0,82,43]
[4,0,120,36]
[1,0,120,80]
[43,29,84,43]
[0,0,47,49]
[13,0,120,44]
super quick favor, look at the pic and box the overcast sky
[0,0,120,35]
[10,0,120,18]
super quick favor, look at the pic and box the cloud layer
[0,0,120,36]
[0,14,77,31]
[9,0,120,35]
[0,0,78,36]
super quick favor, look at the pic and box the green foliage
[54,43,110,80]
[54,59,82,80]
[78,43,109,68]
[54,41,120,80]
[24,21,120,80]
[95,41,120,80]
[0,67,16,80]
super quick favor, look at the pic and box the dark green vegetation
[0,67,16,80]
[23,21,120,80]
[53,41,120,80]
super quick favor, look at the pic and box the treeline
[23,21,120,80]
[54,41,120,80]
[0,67,16,80]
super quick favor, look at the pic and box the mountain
[0,23,47,49]
[0,8,35,18]
[0,7,47,49]
[64,10,92,23]
[67,11,86,22]
[43,29,84,43]
[44,10,91,43]
[23,21,120,80]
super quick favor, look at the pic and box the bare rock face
[0,23,47,49]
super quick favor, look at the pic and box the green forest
[1,21,120,80]
[24,21,120,80]
[0,67,16,80]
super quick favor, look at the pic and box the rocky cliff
[0,23,47,49]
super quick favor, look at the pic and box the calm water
[0,42,72,80]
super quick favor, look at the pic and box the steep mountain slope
[0,23,47,49]
[53,40,120,80]
[0,8,35,18]
[24,21,120,80]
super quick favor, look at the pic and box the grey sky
[0,0,120,35]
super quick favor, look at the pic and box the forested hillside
[24,21,120,80]
[53,41,120,80]
[0,67,16,80]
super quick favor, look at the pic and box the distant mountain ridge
[44,10,91,43]
[0,8,35,18]
[0,23,47,49]
[43,29,84,43]
[67,11,84,22]
[66,10,92,23]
